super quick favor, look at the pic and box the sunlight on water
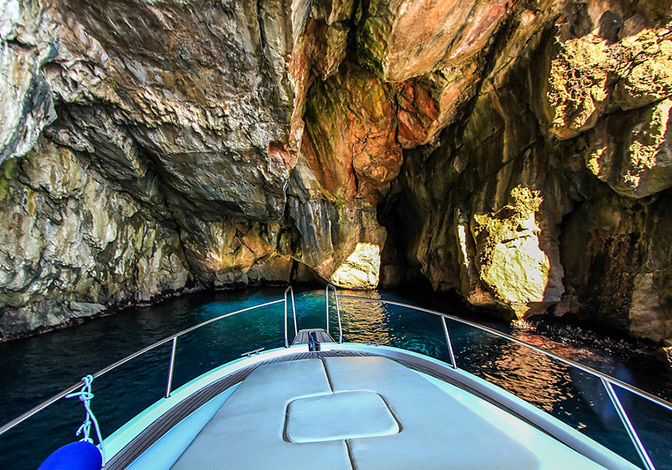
[478,343,573,412]
[337,294,393,345]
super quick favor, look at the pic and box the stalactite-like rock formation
[1,0,671,344]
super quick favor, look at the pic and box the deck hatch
[285,391,399,443]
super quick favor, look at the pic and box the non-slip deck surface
[170,356,606,470]
[291,328,334,345]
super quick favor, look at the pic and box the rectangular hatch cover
[285,391,400,443]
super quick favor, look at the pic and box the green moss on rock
[355,1,393,78]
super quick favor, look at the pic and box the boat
[0,286,670,469]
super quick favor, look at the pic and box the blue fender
[37,441,102,470]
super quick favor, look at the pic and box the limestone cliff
[1,0,671,344]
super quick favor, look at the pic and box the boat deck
[109,350,609,470]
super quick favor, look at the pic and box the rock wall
[384,0,672,342]
[1,0,301,338]
[0,137,189,336]
[1,0,672,343]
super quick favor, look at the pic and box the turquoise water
[0,287,670,469]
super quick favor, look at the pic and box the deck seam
[321,357,335,393]
[344,439,357,470]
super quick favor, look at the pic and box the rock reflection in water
[455,327,647,464]
[464,336,573,412]
[337,292,393,345]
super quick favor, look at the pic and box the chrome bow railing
[325,284,343,343]
[0,296,294,439]
[334,292,669,470]
[284,286,297,348]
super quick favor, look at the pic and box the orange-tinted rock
[445,0,510,63]
[358,0,511,82]
[300,122,356,200]
[268,141,296,169]
[288,0,356,184]
[396,80,439,148]
[395,66,480,148]
[302,63,402,202]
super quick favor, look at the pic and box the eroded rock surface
[0,138,189,337]
[1,0,672,344]
[543,24,672,139]
[357,0,510,82]
[0,0,57,163]
[585,99,672,198]
[470,187,561,317]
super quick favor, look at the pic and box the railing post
[441,316,457,368]
[600,378,656,470]
[291,289,297,336]
[334,290,342,344]
[284,294,289,348]
[165,337,178,398]
[325,284,343,343]
[325,285,331,336]
[284,286,297,347]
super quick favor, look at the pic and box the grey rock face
[0,0,302,338]
[0,138,190,339]
[0,0,57,163]
[46,0,296,221]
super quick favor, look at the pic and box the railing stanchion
[325,285,331,336]
[325,284,343,343]
[284,295,289,348]
[335,292,342,344]
[291,290,297,336]
[165,337,178,398]
[601,378,656,470]
[441,317,457,368]
[284,286,297,347]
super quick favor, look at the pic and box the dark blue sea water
[0,287,670,470]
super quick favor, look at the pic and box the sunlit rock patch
[585,98,672,198]
[329,243,381,290]
[544,24,672,139]
[468,188,560,318]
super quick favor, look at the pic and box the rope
[65,375,104,457]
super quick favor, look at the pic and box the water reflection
[450,329,644,465]
[471,339,573,412]
[338,293,393,345]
